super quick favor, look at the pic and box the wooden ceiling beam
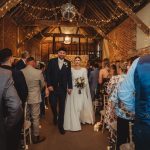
[42,33,101,39]
[17,26,50,48]
[0,0,22,18]
[31,20,91,27]
[47,0,58,21]
[79,0,88,15]
[112,0,150,35]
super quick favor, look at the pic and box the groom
[47,47,72,134]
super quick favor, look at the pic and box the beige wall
[136,3,150,50]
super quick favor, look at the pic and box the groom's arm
[67,61,72,89]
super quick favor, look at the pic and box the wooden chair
[120,122,134,150]
[21,102,32,150]
[100,94,108,133]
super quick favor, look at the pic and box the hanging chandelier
[61,2,77,21]
[64,36,71,44]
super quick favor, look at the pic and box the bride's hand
[67,89,72,95]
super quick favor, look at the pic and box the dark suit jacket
[1,65,28,107]
[47,58,72,90]
[0,68,22,150]
[15,59,26,70]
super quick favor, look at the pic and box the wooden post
[52,36,55,53]
[79,37,81,55]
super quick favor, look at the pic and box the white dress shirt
[58,58,64,70]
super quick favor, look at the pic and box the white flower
[63,62,68,67]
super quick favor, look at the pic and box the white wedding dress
[64,68,94,131]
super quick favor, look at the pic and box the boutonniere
[63,62,68,67]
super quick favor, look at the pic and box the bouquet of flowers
[74,77,86,94]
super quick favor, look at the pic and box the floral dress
[104,75,126,126]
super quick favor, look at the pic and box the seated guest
[0,48,27,150]
[22,57,46,144]
[0,67,22,150]
[15,50,29,70]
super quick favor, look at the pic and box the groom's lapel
[62,59,67,70]
[56,58,60,71]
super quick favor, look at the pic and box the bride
[64,56,94,131]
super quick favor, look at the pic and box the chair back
[24,102,28,121]
[103,95,108,110]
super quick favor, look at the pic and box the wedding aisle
[29,109,108,150]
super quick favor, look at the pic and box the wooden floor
[29,109,109,150]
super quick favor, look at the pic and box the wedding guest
[99,58,110,109]
[0,67,22,150]
[127,55,138,71]
[39,62,49,118]
[109,64,117,77]
[99,58,110,93]
[15,50,29,70]
[22,57,46,143]
[0,48,27,150]
[118,55,150,150]
[87,61,94,78]
[89,63,99,101]
[0,48,28,108]
[107,63,128,149]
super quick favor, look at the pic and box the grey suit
[22,65,45,136]
[0,68,22,150]
[89,68,99,100]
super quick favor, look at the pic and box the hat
[57,47,67,53]
[0,48,12,63]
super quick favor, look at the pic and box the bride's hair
[74,56,82,61]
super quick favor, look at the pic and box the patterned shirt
[107,74,127,119]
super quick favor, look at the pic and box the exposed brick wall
[107,18,136,61]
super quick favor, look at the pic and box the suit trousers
[49,87,66,129]
[134,122,150,150]
[27,103,40,136]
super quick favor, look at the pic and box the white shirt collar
[22,58,26,64]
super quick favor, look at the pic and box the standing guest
[0,48,27,150]
[22,57,46,144]
[99,58,110,94]
[0,67,22,150]
[118,55,150,150]
[0,48,28,108]
[106,63,128,148]
[15,51,29,70]
[87,61,94,78]
[109,64,117,77]
[127,56,138,71]
[47,47,72,134]
[89,63,99,101]
[39,62,49,118]
[99,58,110,109]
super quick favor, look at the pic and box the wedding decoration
[94,122,102,132]
[74,77,86,94]
[61,2,77,21]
